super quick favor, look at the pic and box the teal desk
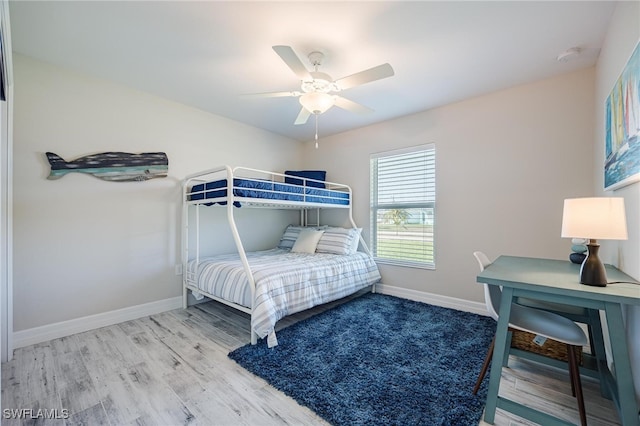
[477,255,640,426]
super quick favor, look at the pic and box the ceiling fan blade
[273,45,312,81]
[335,63,394,90]
[242,91,300,98]
[294,107,311,125]
[334,96,373,114]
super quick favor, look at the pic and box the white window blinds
[370,144,436,268]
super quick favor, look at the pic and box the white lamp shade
[561,197,628,240]
[299,92,335,114]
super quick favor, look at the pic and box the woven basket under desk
[511,330,583,365]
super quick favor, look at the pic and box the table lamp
[561,197,628,286]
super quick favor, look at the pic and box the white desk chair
[513,277,599,360]
[473,251,588,426]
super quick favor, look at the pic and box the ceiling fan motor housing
[302,72,339,93]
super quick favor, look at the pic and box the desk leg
[604,302,640,426]
[484,287,514,424]
[587,308,610,398]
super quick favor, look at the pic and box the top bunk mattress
[187,178,350,207]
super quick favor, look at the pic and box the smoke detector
[557,47,582,62]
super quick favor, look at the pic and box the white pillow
[291,229,325,254]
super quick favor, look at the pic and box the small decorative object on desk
[569,238,588,264]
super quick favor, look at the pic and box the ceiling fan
[253,45,395,126]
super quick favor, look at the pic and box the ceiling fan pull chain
[315,115,319,149]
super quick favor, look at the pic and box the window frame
[370,144,436,269]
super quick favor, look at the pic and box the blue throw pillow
[284,170,326,188]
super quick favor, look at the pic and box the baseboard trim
[13,296,183,349]
[13,287,487,349]
[376,283,489,316]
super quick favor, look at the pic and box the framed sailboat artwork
[604,40,640,191]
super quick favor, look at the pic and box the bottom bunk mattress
[186,248,381,346]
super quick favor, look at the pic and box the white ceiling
[9,1,616,142]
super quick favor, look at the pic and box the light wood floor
[2,296,620,425]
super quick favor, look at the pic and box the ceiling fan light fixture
[299,92,335,114]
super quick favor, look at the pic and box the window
[370,144,436,268]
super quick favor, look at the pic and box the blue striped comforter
[187,249,381,345]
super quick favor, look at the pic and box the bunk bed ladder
[346,188,376,293]
[226,166,259,345]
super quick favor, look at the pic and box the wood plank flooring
[2,295,621,425]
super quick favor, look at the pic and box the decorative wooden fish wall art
[46,152,168,182]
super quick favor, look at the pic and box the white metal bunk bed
[182,165,381,347]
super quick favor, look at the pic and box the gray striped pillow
[316,227,360,255]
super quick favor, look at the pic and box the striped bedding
[186,248,381,346]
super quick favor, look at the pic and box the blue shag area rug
[228,293,496,425]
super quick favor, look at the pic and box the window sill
[373,257,435,270]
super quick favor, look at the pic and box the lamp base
[579,240,608,287]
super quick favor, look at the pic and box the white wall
[594,0,640,405]
[303,68,596,303]
[12,54,302,332]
